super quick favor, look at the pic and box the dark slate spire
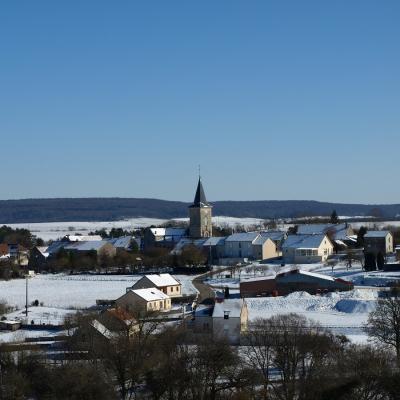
[191,178,210,208]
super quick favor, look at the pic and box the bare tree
[365,296,400,365]
[243,318,275,400]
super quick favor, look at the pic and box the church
[143,177,213,250]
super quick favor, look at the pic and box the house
[28,246,50,270]
[63,240,117,260]
[202,237,226,263]
[297,223,355,248]
[364,231,394,270]
[128,273,182,298]
[223,231,285,263]
[106,236,135,251]
[0,243,29,266]
[212,299,248,344]
[297,223,354,239]
[143,227,187,250]
[116,288,171,313]
[96,307,139,336]
[240,269,353,297]
[254,231,286,260]
[224,232,260,259]
[282,234,334,264]
[170,237,207,257]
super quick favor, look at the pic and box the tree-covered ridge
[0,198,400,223]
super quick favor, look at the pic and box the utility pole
[25,275,28,318]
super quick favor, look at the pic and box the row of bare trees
[2,301,400,400]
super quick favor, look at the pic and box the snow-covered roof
[150,227,186,237]
[282,234,329,249]
[46,241,65,255]
[259,231,286,241]
[144,273,180,287]
[225,232,260,243]
[296,269,335,282]
[364,231,391,238]
[107,236,132,249]
[171,238,207,254]
[213,299,244,318]
[66,235,103,242]
[203,237,226,246]
[240,276,275,283]
[64,240,109,251]
[297,223,349,235]
[131,288,170,302]
[253,235,271,246]
[91,320,115,339]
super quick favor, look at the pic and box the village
[0,179,399,344]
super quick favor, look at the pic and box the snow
[0,328,67,344]
[4,306,74,326]
[129,288,169,301]
[0,274,198,309]
[245,288,378,344]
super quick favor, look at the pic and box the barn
[240,269,353,298]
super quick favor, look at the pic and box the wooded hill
[0,198,399,223]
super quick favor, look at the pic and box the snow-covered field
[0,274,198,309]
[5,216,267,241]
[246,289,376,344]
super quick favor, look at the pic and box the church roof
[190,178,211,208]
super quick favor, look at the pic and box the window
[224,311,230,320]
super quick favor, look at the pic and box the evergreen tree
[330,210,339,224]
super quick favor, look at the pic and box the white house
[282,234,334,264]
[128,273,182,298]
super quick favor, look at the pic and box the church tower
[189,177,212,238]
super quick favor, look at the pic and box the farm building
[240,269,353,297]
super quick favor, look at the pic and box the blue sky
[0,1,399,203]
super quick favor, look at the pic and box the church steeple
[188,176,212,238]
[191,178,210,208]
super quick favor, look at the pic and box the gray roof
[46,241,66,255]
[297,223,348,235]
[212,299,244,318]
[282,234,328,249]
[225,232,260,243]
[259,231,286,241]
[107,236,132,249]
[253,235,271,246]
[364,231,391,238]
